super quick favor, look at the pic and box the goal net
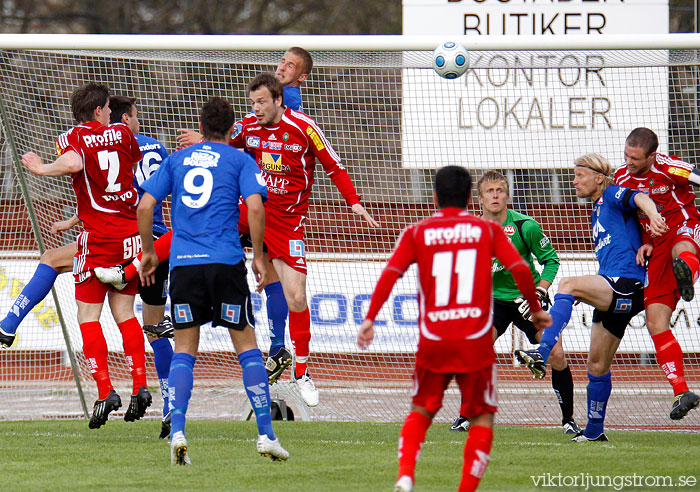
[0,35,698,430]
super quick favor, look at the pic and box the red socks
[125,231,173,281]
[459,425,493,492]
[652,329,689,395]
[678,250,700,283]
[397,411,432,481]
[290,308,311,377]
[80,321,112,399]
[118,317,148,394]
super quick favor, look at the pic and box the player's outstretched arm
[137,192,159,286]
[175,129,203,150]
[51,214,80,235]
[22,150,82,176]
[351,203,379,228]
[245,193,267,292]
[633,193,667,237]
[357,319,375,349]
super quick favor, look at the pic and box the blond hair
[476,170,509,197]
[574,153,614,191]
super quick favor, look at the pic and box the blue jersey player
[515,153,667,441]
[175,47,314,386]
[138,96,288,465]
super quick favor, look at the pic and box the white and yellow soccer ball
[432,41,469,79]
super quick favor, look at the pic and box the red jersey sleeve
[365,226,416,321]
[303,117,361,206]
[658,154,694,185]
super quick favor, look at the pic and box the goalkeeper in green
[450,170,579,435]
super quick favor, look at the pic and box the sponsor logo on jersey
[284,143,303,152]
[262,141,282,150]
[183,149,220,168]
[424,223,482,246]
[651,185,669,195]
[539,236,550,248]
[289,239,305,257]
[82,128,123,148]
[592,219,606,239]
[139,142,162,151]
[221,303,241,324]
[427,307,483,322]
[283,132,289,141]
[492,262,504,273]
[261,152,289,173]
[264,173,290,193]
[669,166,690,178]
[594,233,611,254]
[305,127,325,151]
[503,225,515,235]
[678,226,693,236]
[614,188,624,199]
[233,122,243,138]
[268,134,277,140]
[246,136,260,148]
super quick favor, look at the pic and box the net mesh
[0,47,699,429]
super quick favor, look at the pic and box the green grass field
[1,420,698,491]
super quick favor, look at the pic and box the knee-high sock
[538,293,575,363]
[459,425,493,492]
[80,321,112,400]
[397,411,432,481]
[289,307,311,377]
[118,317,147,394]
[124,231,172,281]
[150,337,174,417]
[169,352,196,437]
[552,365,575,424]
[678,250,700,283]
[652,329,689,395]
[1,263,59,334]
[265,282,288,355]
[585,371,611,438]
[240,348,275,439]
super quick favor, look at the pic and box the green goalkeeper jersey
[492,209,560,301]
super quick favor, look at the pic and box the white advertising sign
[401,0,670,169]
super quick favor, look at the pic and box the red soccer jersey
[56,121,142,239]
[377,207,527,373]
[614,153,699,240]
[230,107,360,217]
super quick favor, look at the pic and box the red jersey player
[21,82,152,429]
[615,127,700,420]
[357,166,550,492]
[226,72,378,407]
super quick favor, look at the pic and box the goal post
[0,34,698,430]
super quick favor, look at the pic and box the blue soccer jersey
[135,134,169,236]
[141,142,267,268]
[592,185,645,282]
[283,86,303,112]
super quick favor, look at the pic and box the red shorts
[411,363,498,418]
[645,221,700,309]
[73,231,141,303]
[239,204,307,274]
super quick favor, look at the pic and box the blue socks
[585,371,611,438]
[265,281,288,356]
[537,293,575,363]
[1,263,58,334]
[168,352,196,437]
[240,348,275,440]
[150,337,174,418]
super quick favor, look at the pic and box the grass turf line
[0,420,698,491]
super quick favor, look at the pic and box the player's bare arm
[636,243,653,266]
[351,202,380,228]
[22,150,83,176]
[245,192,267,292]
[633,192,667,237]
[357,319,375,349]
[136,192,159,286]
[175,129,203,149]
[51,214,80,234]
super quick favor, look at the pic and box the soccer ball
[432,41,469,79]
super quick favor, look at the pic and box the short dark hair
[248,72,284,102]
[200,97,234,141]
[626,127,659,157]
[434,166,472,208]
[108,95,137,125]
[287,46,313,74]
[70,82,110,123]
